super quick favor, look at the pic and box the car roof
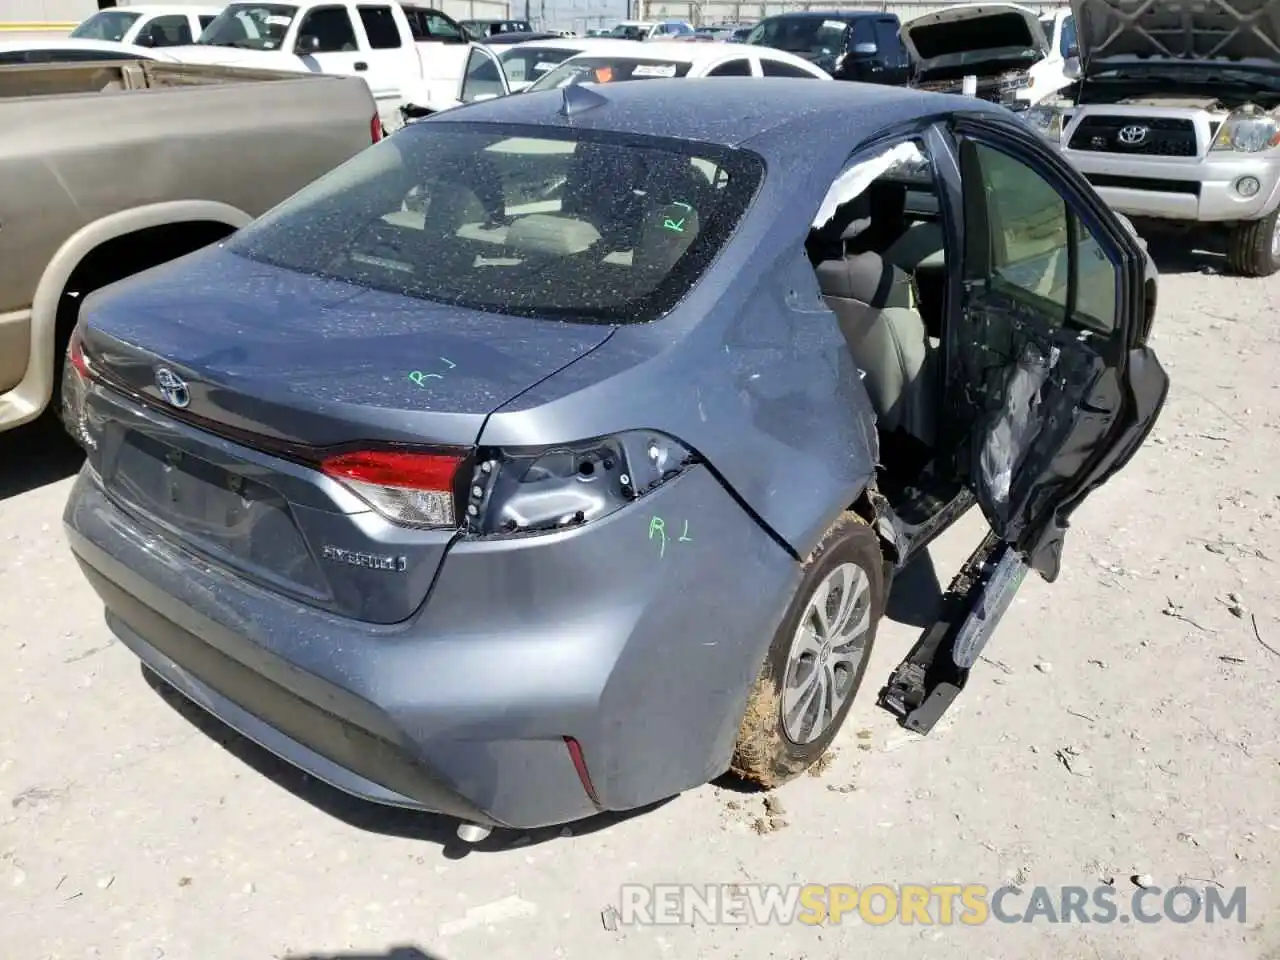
[559,39,814,66]
[93,4,222,13]
[0,37,170,55]
[762,9,883,19]
[433,75,1000,151]
[497,37,643,53]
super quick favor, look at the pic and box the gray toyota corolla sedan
[61,78,1168,840]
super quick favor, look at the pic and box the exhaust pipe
[456,822,492,843]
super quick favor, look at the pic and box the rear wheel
[730,513,885,788]
[1226,209,1280,277]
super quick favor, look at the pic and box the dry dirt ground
[1,245,1277,960]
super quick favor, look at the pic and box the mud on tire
[730,512,886,789]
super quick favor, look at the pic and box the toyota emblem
[155,367,190,409]
[1117,124,1149,146]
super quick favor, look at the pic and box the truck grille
[1083,173,1201,196]
[1068,116,1198,157]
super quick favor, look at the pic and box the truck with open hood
[902,3,1078,110]
[1027,0,1280,276]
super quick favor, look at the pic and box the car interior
[316,136,736,318]
[804,139,959,526]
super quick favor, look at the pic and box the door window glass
[460,47,506,101]
[970,142,1069,321]
[358,5,402,48]
[850,18,875,47]
[760,59,819,77]
[297,6,359,52]
[969,142,1117,332]
[1073,214,1118,332]
[707,58,751,76]
[872,19,899,58]
[423,10,465,40]
[1060,15,1077,56]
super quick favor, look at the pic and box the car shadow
[0,417,84,502]
[884,549,945,628]
[140,665,672,856]
[284,949,446,960]
[1141,231,1230,276]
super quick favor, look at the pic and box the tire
[1226,209,1280,277]
[730,512,886,788]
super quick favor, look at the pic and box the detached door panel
[951,126,1167,581]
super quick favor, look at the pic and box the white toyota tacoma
[1027,0,1280,276]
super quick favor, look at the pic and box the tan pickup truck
[0,59,381,434]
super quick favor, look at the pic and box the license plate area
[105,429,327,595]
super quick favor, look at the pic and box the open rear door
[949,119,1168,581]
[878,116,1168,732]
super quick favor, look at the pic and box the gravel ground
[0,246,1277,960]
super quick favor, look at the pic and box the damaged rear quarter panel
[476,158,882,563]
[414,464,802,813]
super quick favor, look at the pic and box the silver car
[62,79,1168,841]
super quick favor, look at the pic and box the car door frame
[293,2,367,76]
[701,53,755,77]
[457,42,511,104]
[351,1,420,106]
[940,111,1166,580]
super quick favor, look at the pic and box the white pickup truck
[1028,0,1280,276]
[167,1,477,130]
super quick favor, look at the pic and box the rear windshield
[747,17,848,56]
[497,45,578,84]
[527,56,694,91]
[70,11,142,41]
[225,123,764,324]
[198,3,297,50]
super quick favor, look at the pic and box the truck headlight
[1023,104,1065,141]
[1211,106,1280,153]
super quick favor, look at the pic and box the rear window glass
[747,16,848,57]
[527,56,694,91]
[225,123,764,325]
[497,45,577,83]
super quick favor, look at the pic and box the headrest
[505,214,601,255]
[815,253,912,310]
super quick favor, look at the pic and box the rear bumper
[1065,151,1280,223]
[64,460,798,830]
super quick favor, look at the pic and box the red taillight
[563,736,601,806]
[321,449,463,528]
[68,328,94,380]
[371,113,383,143]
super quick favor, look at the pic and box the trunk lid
[1071,0,1280,73]
[81,246,611,447]
[78,246,613,623]
[902,3,1050,80]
